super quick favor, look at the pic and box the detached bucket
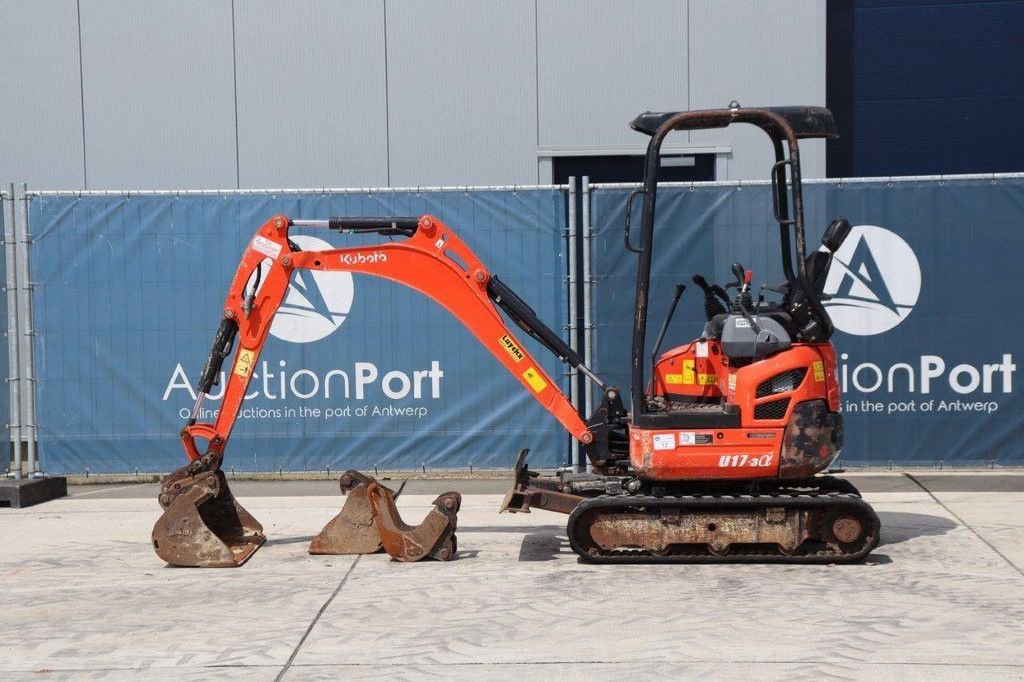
[367,483,461,561]
[310,470,460,561]
[309,471,395,555]
[152,463,265,568]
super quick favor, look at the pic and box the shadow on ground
[876,511,957,548]
[264,535,317,547]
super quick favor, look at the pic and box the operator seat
[702,217,851,343]
[786,217,851,310]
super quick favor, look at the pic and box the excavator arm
[180,213,594,464]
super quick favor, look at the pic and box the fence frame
[2,185,21,479]
[8,171,1024,472]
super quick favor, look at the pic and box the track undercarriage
[502,452,879,563]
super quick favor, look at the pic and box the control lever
[731,262,746,290]
[730,263,761,335]
[651,284,686,384]
[710,284,730,305]
[691,274,726,319]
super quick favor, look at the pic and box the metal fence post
[3,184,21,479]
[581,176,594,472]
[16,183,38,476]
[566,177,580,470]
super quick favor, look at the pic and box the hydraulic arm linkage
[152,214,601,567]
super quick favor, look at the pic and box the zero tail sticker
[522,367,548,393]
[233,348,256,378]
[678,432,713,446]
[499,334,525,363]
[251,235,282,260]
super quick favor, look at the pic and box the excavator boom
[154,213,596,567]
[181,213,591,462]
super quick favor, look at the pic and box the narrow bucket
[367,483,461,561]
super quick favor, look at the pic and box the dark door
[552,153,715,185]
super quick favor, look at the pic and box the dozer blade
[500,448,583,515]
[366,482,461,561]
[308,470,402,555]
[499,449,534,513]
[152,456,265,568]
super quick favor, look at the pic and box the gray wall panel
[79,0,237,189]
[385,0,537,186]
[537,0,689,149]
[234,1,388,188]
[3,1,827,189]
[688,0,827,179]
[0,0,85,189]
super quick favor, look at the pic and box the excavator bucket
[366,483,461,561]
[309,470,400,555]
[310,470,461,561]
[152,457,265,568]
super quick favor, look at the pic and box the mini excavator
[152,104,879,567]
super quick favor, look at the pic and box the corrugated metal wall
[0,0,826,190]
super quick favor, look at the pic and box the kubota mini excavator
[152,104,879,567]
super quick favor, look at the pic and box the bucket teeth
[311,471,461,562]
[152,460,265,568]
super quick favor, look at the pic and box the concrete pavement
[1,474,1023,680]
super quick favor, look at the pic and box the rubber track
[566,484,880,564]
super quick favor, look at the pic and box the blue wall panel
[827,0,1024,176]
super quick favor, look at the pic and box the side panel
[630,427,781,481]
[652,340,725,399]
[633,343,838,481]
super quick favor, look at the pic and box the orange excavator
[152,104,879,566]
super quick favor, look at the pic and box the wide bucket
[309,471,390,555]
[152,468,266,568]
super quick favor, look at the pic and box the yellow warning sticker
[499,334,525,363]
[522,367,548,393]
[233,348,256,378]
[697,373,718,386]
[813,360,825,382]
[682,359,696,385]
[665,373,684,385]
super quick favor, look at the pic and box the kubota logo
[822,224,921,336]
[262,235,354,344]
[340,252,387,266]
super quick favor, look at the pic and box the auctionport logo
[262,235,354,343]
[823,225,921,336]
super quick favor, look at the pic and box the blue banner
[29,189,570,473]
[590,177,1023,466]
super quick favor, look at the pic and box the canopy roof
[630,106,838,140]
